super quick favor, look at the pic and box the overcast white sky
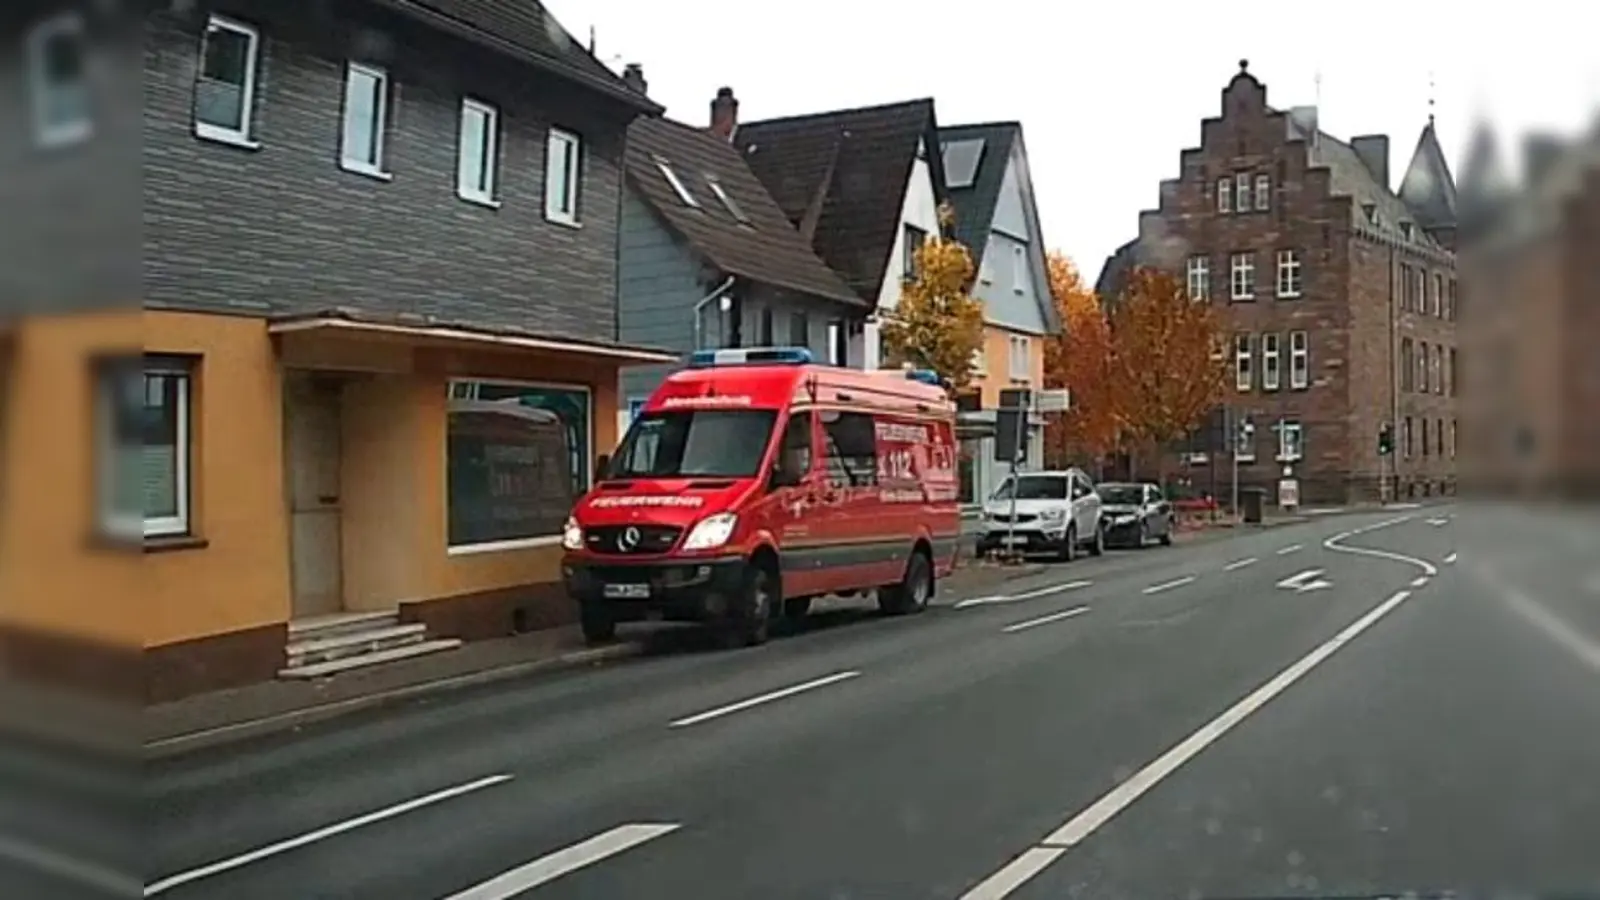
[547,0,1598,279]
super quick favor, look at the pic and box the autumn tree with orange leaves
[1042,252,1119,468]
[880,204,985,391]
[1110,267,1229,474]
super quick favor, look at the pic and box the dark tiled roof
[1094,238,1141,306]
[734,99,943,302]
[937,123,1017,263]
[371,0,660,112]
[1396,121,1459,230]
[626,118,863,307]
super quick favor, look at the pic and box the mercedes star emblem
[619,526,641,551]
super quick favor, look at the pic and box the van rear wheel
[879,550,932,616]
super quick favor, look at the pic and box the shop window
[446,380,591,549]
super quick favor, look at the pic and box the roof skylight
[705,174,750,224]
[942,138,986,188]
[653,157,699,207]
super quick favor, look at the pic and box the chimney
[1350,135,1391,189]
[710,87,738,142]
[1522,133,1564,187]
[621,63,647,96]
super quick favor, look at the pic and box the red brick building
[1098,61,1460,506]
[1456,119,1600,499]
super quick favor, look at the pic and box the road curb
[142,642,643,760]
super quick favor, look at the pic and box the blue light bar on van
[905,368,943,386]
[686,347,815,368]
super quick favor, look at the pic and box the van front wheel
[580,604,616,646]
[720,564,775,648]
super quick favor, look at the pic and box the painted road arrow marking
[1276,569,1332,593]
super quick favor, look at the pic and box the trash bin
[1241,487,1267,524]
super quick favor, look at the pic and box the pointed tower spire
[1427,71,1436,126]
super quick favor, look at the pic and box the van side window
[777,412,813,478]
[820,411,878,487]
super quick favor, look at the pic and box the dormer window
[654,157,699,207]
[1399,221,1414,241]
[704,174,749,224]
[1362,203,1378,225]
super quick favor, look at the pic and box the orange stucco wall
[971,325,1045,408]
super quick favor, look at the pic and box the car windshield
[991,475,1068,501]
[606,409,778,479]
[1097,484,1145,505]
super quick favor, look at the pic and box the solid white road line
[1142,576,1195,595]
[1323,515,1439,577]
[954,581,1092,609]
[1223,557,1257,572]
[143,774,512,896]
[668,671,860,728]
[959,588,1419,899]
[1276,544,1304,556]
[442,824,680,899]
[1002,606,1091,634]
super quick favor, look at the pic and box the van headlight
[561,516,584,551]
[683,513,738,550]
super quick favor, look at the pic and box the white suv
[978,468,1104,561]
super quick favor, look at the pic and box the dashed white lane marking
[1411,576,1430,588]
[1444,552,1459,565]
[668,671,860,728]
[441,824,681,899]
[1142,576,1196,595]
[955,581,1093,609]
[143,774,513,896]
[958,588,1419,900]
[1002,606,1092,634]
[1224,557,1258,572]
[1427,517,1450,527]
[1276,544,1304,556]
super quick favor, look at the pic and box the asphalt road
[20,502,1600,899]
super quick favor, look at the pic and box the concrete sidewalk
[143,559,1045,757]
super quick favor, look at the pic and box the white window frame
[456,97,500,206]
[1216,178,1231,213]
[970,345,987,377]
[1276,249,1302,298]
[445,378,594,554]
[1234,173,1251,212]
[705,174,749,224]
[1262,333,1281,391]
[1254,173,1271,211]
[1009,335,1031,381]
[194,14,261,147]
[1186,255,1209,301]
[545,128,583,225]
[1289,330,1309,389]
[339,62,391,179]
[826,321,845,366]
[1012,245,1027,295]
[1230,252,1255,300]
[653,156,699,208]
[1433,274,1444,317]
[1433,345,1444,395]
[1277,421,1304,462]
[26,11,92,148]
[1235,334,1253,392]
[140,359,193,538]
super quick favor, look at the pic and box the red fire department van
[561,347,961,647]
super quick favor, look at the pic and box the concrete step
[288,611,398,641]
[278,638,463,680]
[285,623,427,668]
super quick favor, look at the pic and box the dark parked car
[1096,482,1174,548]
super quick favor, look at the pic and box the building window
[1186,256,1210,301]
[1419,340,1430,393]
[1009,335,1031,381]
[1399,263,1412,312]
[1289,331,1309,389]
[101,357,194,539]
[1404,416,1414,458]
[1447,278,1458,320]
[446,380,591,550]
[1421,419,1430,457]
[1449,347,1458,397]
[1433,274,1444,317]
[1230,252,1255,300]
[970,346,987,377]
[1254,173,1271,211]
[340,62,390,178]
[26,12,91,147]
[903,224,927,279]
[194,14,261,145]
[978,251,993,285]
[1433,344,1444,395]
[1262,333,1281,391]
[1436,418,1445,457]
[1401,338,1415,392]
[1234,333,1253,392]
[1216,178,1232,213]
[1277,420,1304,462]
[1012,245,1028,295]
[456,98,499,205]
[1275,250,1302,298]
[1450,419,1458,458]
[545,128,582,224]
[1414,270,1426,315]
[827,321,846,366]
[652,156,698,207]
[705,175,750,224]
[1234,173,1251,212]
[790,311,809,349]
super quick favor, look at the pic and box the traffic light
[1235,417,1255,455]
[1378,422,1394,456]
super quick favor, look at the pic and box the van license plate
[603,583,650,599]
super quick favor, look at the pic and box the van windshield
[607,409,779,479]
[991,475,1069,501]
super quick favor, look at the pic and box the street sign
[1034,388,1071,413]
